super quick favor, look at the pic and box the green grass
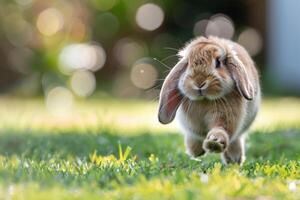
[0,96,299,199]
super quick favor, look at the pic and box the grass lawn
[0,96,299,199]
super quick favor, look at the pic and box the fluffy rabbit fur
[158,36,260,165]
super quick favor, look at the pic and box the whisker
[156,78,168,81]
[164,47,179,51]
[146,76,180,93]
[150,94,161,103]
[145,84,162,92]
[158,83,181,95]
[161,54,179,62]
[163,69,172,74]
[153,58,171,70]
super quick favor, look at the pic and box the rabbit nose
[197,81,208,95]
[199,80,209,89]
[199,81,206,89]
[198,88,203,96]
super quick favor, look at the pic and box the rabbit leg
[185,134,205,158]
[203,127,229,153]
[221,137,245,165]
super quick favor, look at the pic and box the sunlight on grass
[0,161,299,199]
[0,96,299,133]
[0,96,299,199]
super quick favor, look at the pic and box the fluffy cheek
[205,80,223,99]
[222,77,235,94]
[178,75,202,100]
[212,69,235,97]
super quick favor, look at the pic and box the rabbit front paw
[203,128,229,153]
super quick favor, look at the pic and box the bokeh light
[130,60,158,89]
[0,0,279,99]
[193,19,209,36]
[113,38,147,67]
[205,14,234,39]
[59,43,106,74]
[238,28,263,56]
[70,70,96,97]
[69,18,87,42]
[46,86,73,116]
[95,12,119,39]
[36,8,64,36]
[42,73,63,95]
[92,45,107,71]
[3,13,33,47]
[15,0,33,8]
[136,3,164,31]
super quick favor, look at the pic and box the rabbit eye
[215,58,221,68]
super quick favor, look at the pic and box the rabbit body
[158,36,261,164]
[177,83,260,164]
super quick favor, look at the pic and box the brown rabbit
[158,36,261,165]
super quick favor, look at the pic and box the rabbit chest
[177,95,244,139]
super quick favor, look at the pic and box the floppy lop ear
[158,59,187,124]
[226,56,254,100]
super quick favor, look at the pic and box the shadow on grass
[0,128,299,162]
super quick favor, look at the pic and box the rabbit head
[158,36,255,124]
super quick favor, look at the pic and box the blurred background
[0,0,299,113]
[1,1,300,198]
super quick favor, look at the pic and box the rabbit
[158,36,261,165]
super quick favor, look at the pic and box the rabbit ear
[227,56,254,100]
[158,59,187,124]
